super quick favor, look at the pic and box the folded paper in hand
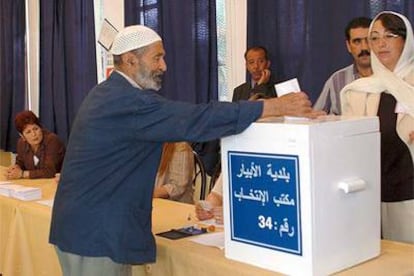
[198,200,213,211]
[274,78,301,96]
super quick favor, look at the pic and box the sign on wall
[228,151,302,255]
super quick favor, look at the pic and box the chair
[192,150,208,200]
[208,159,221,193]
[0,150,14,166]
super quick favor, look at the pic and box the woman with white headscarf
[341,11,414,243]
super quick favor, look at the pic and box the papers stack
[11,186,42,201]
[0,184,23,197]
[0,183,42,201]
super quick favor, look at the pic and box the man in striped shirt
[314,17,373,115]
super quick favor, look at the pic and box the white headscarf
[341,11,414,117]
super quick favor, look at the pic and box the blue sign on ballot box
[227,151,302,255]
[223,119,380,275]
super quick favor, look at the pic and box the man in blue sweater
[49,25,321,276]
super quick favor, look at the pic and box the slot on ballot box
[221,116,381,276]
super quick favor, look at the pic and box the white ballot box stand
[221,116,380,276]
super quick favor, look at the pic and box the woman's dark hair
[377,13,407,40]
[15,110,41,133]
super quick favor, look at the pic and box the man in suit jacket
[232,46,277,101]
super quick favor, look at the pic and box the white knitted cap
[111,25,162,55]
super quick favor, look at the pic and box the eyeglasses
[369,31,400,45]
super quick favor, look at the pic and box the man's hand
[257,69,271,85]
[195,201,214,221]
[261,92,325,119]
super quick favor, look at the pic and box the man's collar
[352,63,361,78]
[114,70,143,89]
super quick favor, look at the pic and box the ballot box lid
[255,115,378,137]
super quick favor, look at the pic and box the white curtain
[25,0,39,115]
[224,0,247,101]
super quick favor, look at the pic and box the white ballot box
[221,116,380,276]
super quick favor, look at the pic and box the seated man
[153,142,195,203]
[314,17,372,114]
[199,55,277,182]
[232,46,277,101]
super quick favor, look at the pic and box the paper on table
[190,231,224,250]
[274,78,301,96]
[36,199,54,208]
[0,184,23,197]
[11,186,42,201]
[0,181,13,185]
[0,184,41,200]
[198,218,224,228]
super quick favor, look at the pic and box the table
[0,166,59,276]
[1,166,413,275]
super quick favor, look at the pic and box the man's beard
[135,61,163,91]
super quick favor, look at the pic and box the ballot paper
[36,199,54,208]
[11,186,42,201]
[0,184,23,197]
[198,200,213,211]
[198,218,225,228]
[0,184,41,200]
[190,232,224,250]
[274,78,301,96]
[275,78,313,121]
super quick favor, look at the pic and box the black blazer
[232,81,277,102]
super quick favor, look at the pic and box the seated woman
[195,173,223,223]
[153,142,195,204]
[6,110,66,179]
